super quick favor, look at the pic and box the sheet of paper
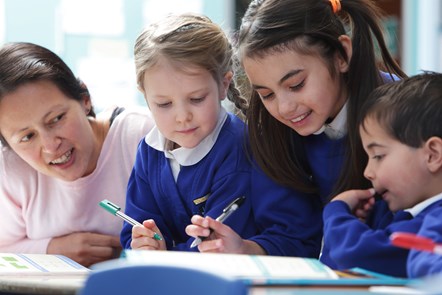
[123,250,338,280]
[0,253,89,275]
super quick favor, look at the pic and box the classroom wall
[402,0,442,74]
[0,0,235,111]
[1,0,441,110]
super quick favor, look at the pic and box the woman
[0,42,153,267]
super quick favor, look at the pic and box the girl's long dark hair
[236,0,406,196]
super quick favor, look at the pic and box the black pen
[190,196,246,248]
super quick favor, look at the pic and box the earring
[85,108,90,115]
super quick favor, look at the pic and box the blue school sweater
[121,113,322,257]
[322,199,442,277]
[408,206,442,278]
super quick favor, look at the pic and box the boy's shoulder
[419,199,442,217]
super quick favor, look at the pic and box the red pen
[390,232,442,255]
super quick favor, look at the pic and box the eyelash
[190,97,204,103]
[51,114,64,125]
[157,102,171,108]
[261,93,274,100]
[290,80,305,91]
[19,113,65,143]
[259,80,305,100]
[156,97,205,108]
[21,133,34,143]
[372,154,385,161]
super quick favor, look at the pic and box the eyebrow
[252,69,303,90]
[150,87,208,99]
[366,142,386,150]
[13,109,57,136]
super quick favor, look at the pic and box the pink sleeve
[0,149,51,253]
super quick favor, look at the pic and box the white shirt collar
[313,102,348,139]
[145,107,228,180]
[405,191,442,217]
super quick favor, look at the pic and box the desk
[0,275,84,295]
[0,275,390,295]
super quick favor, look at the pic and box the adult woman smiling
[0,42,153,267]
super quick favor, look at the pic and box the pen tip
[190,237,201,248]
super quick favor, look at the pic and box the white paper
[0,253,89,276]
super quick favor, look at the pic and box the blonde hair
[134,13,247,116]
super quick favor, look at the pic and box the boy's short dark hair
[359,72,442,147]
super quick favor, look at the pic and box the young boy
[321,72,442,278]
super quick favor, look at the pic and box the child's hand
[185,215,211,242]
[130,219,166,251]
[331,188,376,218]
[354,195,376,222]
[186,216,265,254]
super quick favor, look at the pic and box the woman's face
[0,80,99,181]
[243,48,349,136]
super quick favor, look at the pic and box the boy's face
[360,117,432,212]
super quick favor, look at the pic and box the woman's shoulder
[98,105,152,123]
[104,106,154,138]
[0,146,37,189]
[0,146,32,172]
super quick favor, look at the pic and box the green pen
[99,199,162,241]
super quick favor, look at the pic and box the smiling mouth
[291,111,312,123]
[50,149,73,165]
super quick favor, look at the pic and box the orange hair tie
[329,0,341,14]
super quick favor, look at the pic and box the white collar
[313,102,347,139]
[405,191,442,217]
[145,107,228,167]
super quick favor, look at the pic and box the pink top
[0,107,153,253]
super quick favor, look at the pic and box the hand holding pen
[99,200,164,250]
[188,196,246,249]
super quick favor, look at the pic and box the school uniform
[408,195,442,278]
[0,107,153,253]
[322,195,442,277]
[121,108,323,257]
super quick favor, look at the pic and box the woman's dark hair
[236,0,406,197]
[0,42,94,146]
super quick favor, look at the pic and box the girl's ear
[220,71,233,100]
[137,84,144,94]
[424,137,442,173]
[337,35,352,73]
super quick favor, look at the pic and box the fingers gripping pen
[190,196,246,248]
[99,199,162,241]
